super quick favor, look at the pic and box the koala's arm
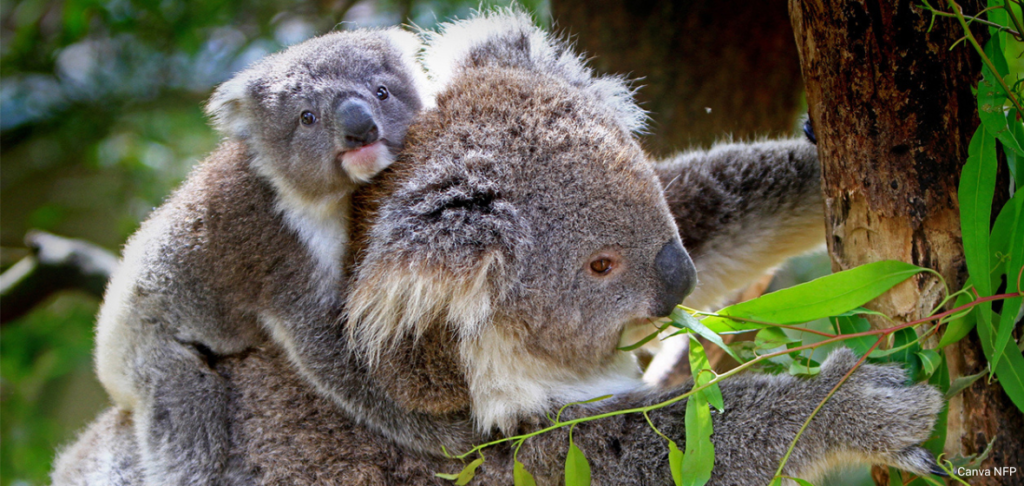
[655,139,824,310]
[512,349,942,486]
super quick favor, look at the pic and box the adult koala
[53,11,942,486]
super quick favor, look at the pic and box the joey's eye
[590,258,613,275]
[376,86,389,100]
[300,111,317,126]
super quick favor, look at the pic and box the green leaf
[916,349,942,378]
[455,458,484,485]
[877,328,921,381]
[1007,109,1024,188]
[833,316,875,356]
[669,440,684,486]
[435,473,460,481]
[937,282,977,348]
[618,320,671,351]
[791,478,817,486]
[514,460,537,486]
[688,338,725,412]
[565,442,591,486]
[991,190,1023,371]
[701,261,925,330]
[833,306,890,318]
[959,126,998,358]
[889,467,904,486]
[754,327,797,350]
[788,359,821,377]
[977,35,1022,154]
[671,309,742,363]
[943,370,987,400]
[923,361,949,456]
[990,333,1024,412]
[680,391,715,486]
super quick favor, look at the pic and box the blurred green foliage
[0,1,547,484]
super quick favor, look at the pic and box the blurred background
[7,1,1014,484]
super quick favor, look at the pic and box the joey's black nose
[651,239,697,317]
[336,98,379,147]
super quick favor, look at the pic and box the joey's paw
[821,349,944,474]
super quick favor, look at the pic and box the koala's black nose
[651,239,697,317]
[336,98,379,147]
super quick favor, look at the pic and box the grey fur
[92,28,428,486]
[60,10,941,486]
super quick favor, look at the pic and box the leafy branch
[437,263,1023,485]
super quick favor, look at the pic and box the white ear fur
[422,8,647,134]
[380,26,436,109]
[205,73,253,139]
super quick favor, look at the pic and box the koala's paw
[819,348,944,477]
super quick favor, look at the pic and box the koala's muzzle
[651,239,697,317]
[336,98,379,147]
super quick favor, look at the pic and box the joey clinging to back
[207,28,428,239]
[93,28,429,486]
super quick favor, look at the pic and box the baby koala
[94,28,429,486]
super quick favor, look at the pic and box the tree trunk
[550,0,803,156]
[790,1,1024,484]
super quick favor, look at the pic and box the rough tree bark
[550,0,804,156]
[790,1,1024,484]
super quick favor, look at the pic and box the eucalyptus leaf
[679,391,714,486]
[991,190,1023,371]
[943,370,987,400]
[754,327,796,351]
[514,460,537,486]
[937,284,977,348]
[789,360,821,377]
[791,478,817,486]
[565,442,591,486]
[833,307,889,318]
[977,35,1022,153]
[1007,109,1024,188]
[916,349,942,378]
[689,338,724,412]
[671,309,742,363]
[669,440,684,486]
[879,328,921,382]
[924,360,950,456]
[701,261,925,329]
[959,127,998,357]
[833,316,875,356]
[455,458,484,485]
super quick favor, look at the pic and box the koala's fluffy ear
[205,72,254,140]
[422,8,646,134]
[347,154,528,365]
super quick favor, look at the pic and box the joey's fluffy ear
[347,153,529,365]
[379,27,435,108]
[205,72,254,140]
[422,8,646,134]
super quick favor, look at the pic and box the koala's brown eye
[590,258,613,275]
[300,111,317,125]
[376,86,389,100]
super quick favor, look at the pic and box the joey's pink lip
[339,141,383,165]
[339,141,389,182]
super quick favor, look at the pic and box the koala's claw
[888,446,944,478]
